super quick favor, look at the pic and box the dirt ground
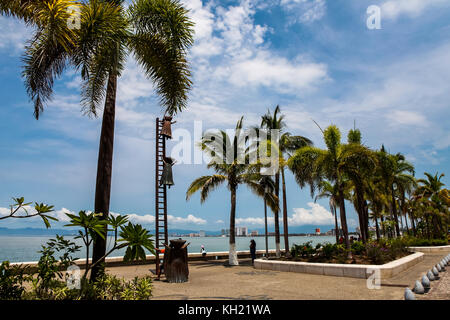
[105,251,450,300]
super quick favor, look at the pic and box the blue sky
[0,0,449,233]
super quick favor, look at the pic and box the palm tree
[3,0,194,280]
[186,117,278,265]
[258,176,276,257]
[375,147,415,237]
[344,128,376,243]
[415,172,448,238]
[259,106,312,256]
[279,133,313,255]
[260,105,283,257]
[366,179,389,241]
[289,125,367,257]
[315,181,340,244]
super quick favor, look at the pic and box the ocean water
[0,235,336,263]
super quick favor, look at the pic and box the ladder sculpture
[155,117,168,277]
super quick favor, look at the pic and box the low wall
[408,245,450,253]
[11,250,276,273]
[253,252,424,279]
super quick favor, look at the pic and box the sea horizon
[0,235,337,263]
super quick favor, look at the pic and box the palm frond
[129,0,194,115]
[186,175,227,203]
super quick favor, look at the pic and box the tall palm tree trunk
[410,212,416,236]
[363,200,370,241]
[91,73,117,281]
[374,216,380,241]
[338,186,351,258]
[380,215,385,238]
[229,186,238,265]
[274,172,281,257]
[281,168,290,256]
[391,186,400,237]
[355,187,367,243]
[264,193,268,258]
[333,206,339,244]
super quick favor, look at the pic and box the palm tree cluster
[188,107,449,264]
[2,0,194,280]
[289,126,449,255]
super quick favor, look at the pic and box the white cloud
[236,202,333,227]
[168,214,207,225]
[216,52,328,93]
[386,110,429,127]
[289,202,334,226]
[185,0,328,96]
[126,213,155,224]
[236,217,273,225]
[381,0,449,20]
[0,16,29,54]
[280,0,326,24]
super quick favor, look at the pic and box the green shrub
[366,242,388,265]
[31,236,80,299]
[90,274,152,300]
[351,241,365,255]
[0,261,30,300]
[402,236,448,247]
[320,243,338,259]
[291,241,317,258]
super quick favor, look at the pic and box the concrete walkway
[106,251,450,300]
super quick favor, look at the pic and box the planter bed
[408,245,450,253]
[253,252,424,279]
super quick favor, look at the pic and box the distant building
[250,230,258,237]
[236,227,248,236]
[315,228,321,235]
[199,230,206,237]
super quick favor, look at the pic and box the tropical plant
[289,125,363,257]
[260,105,284,257]
[279,132,313,256]
[1,0,194,281]
[0,261,31,300]
[31,235,81,299]
[315,181,340,244]
[0,197,58,228]
[414,172,449,239]
[375,147,415,237]
[90,274,152,300]
[64,211,155,281]
[186,117,278,265]
[344,128,377,243]
[260,105,313,257]
[257,175,276,256]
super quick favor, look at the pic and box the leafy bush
[0,261,30,300]
[366,242,388,265]
[351,241,365,255]
[403,237,448,247]
[30,236,81,299]
[291,241,317,258]
[90,274,152,300]
[320,243,338,259]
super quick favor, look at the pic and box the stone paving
[106,251,450,300]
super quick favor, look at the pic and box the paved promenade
[106,251,449,300]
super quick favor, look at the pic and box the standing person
[156,248,165,280]
[250,240,257,265]
[200,245,207,260]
